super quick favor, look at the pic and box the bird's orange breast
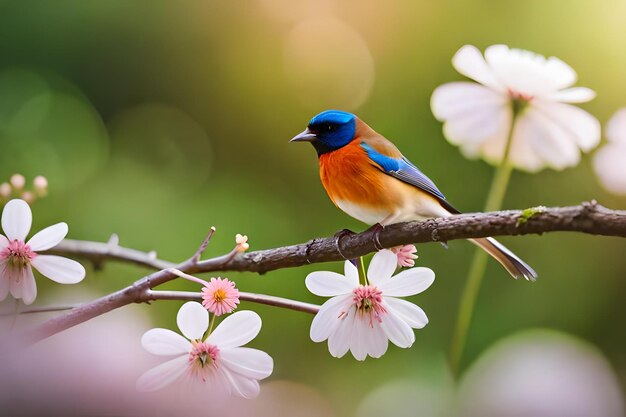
[319,139,401,215]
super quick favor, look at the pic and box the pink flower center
[351,285,387,327]
[507,88,534,102]
[0,239,36,269]
[189,341,220,381]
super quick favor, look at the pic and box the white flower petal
[469,116,544,172]
[310,294,353,342]
[177,301,209,340]
[350,315,370,361]
[365,321,389,358]
[517,108,582,170]
[0,262,9,301]
[550,87,596,103]
[220,366,261,399]
[533,100,601,152]
[593,143,626,195]
[432,82,507,121]
[606,108,626,144]
[0,234,8,249]
[220,347,273,380]
[207,310,261,349]
[305,270,355,297]
[432,82,511,149]
[452,45,504,91]
[377,267,435,297]
[9,268,24,299]
[27,222,68,251]
[20,266,37,305]
[142,328,191,356]
[505,125,546,173]
[1,199,32,241]
[344,260,360,286]
[367,249,398,286]
[385,297,429,329]
[380,310,415,349]
[444,101,511,147]
[4,265,37,304]
[485,45,577,96]
[31,255,85,284]
[543,56,578,90]
[327,307,355,358]
[136,355,188,392]
[350,316,390,361]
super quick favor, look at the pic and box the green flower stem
[206,313,217,338]
[358,256,368,285]
[449,111,517,377]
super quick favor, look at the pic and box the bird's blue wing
[361,142,459,213]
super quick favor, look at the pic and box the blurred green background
[0,0,624,414]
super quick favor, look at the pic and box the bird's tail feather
[469,237,537,281]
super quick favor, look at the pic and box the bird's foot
[334,229,356,260]
[365,223,385,251]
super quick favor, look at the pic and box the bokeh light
[0,68,108,192]
[0,1,624,414]
[283,17,375,110]
[458,329,625,417]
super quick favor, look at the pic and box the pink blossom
[201,277,240,316]
[390,244,418,267]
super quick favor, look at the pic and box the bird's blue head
[290,110,357,155]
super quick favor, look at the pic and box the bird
[290,109,537,281]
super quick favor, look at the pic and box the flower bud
[33,175,48,196]
[235,234,249,252]
[21,191,35,204]
[10,174,25,190]
[0,183,11,198]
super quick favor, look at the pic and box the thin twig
[145,290,320,314]
[192,227,216,263]
[4,291,319,316]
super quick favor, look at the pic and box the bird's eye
[327,124,334,131]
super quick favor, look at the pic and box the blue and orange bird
[291,110,537,280]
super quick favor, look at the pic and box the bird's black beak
[290,128,317,143]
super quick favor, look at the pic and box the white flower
[137,302,273,399]
[431,44,600,172]
[593,108,626,195]
[305,249,434,361]
[0,199,85,305]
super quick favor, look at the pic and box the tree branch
[25,202,625,345]
[51,202,626,275]
[195,202,625,273]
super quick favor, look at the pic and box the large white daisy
[431,44,600,172]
